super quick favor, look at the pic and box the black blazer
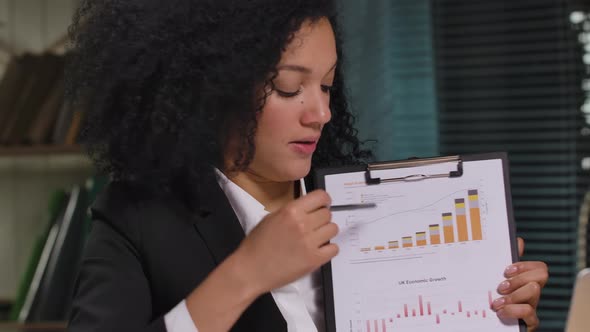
[69,176,287,332]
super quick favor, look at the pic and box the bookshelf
[0,145,83,157]
[0,146,90,171]
[0,0,88,323]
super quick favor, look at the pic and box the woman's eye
[275,88,302,98]
[321,85,334,94]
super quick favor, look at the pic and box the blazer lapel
[192,175,286,331]
[192,176,245,264]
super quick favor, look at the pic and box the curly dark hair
[66,0,372,202]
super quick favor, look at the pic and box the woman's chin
[290,163,311,181]
[249,158,313,182]
[279,162,313,181]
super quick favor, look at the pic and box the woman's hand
[234,189,338,295]
[491,237,548,331]
[186,190,336,331]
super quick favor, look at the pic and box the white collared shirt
[164,171,324,331]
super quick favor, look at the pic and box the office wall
[0,0,77,76]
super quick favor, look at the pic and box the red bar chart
[355,291,495,332]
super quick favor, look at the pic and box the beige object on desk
[565,268,590,332]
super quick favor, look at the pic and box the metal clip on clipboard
[365,155,463,185]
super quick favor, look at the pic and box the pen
[330,203,377,211]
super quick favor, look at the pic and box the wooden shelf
[0,145,84,157]
[0,145,93,171]
[0,322,66,332]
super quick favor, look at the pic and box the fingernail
[498,281,510,292]
[497,309,506,318]
[505,265,518,276]
[492,297,505,310]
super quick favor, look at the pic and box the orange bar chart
[442,213,454,243]
[356,189,485,253]
[468,190,483,240]
[402,236,413,248]
[416,232,427,246]
[429,224,441,244]
[455,199,468,242]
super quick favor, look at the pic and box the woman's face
[239,17,337,182]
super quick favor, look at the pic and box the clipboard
[314,152,525,332]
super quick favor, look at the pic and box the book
[0,54,44,144]
[51,102,74,145]
[24,72,65,144]
[16,191,69,322]
[9,190,68,321]
[24,185,88,322]
[4,53,65,144]
[0,56,28,137]
[64,110,83,146]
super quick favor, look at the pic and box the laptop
[565,268,590,332]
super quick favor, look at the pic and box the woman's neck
[225,170,295,213]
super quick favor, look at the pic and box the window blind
[433,0,589,330]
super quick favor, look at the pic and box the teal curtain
[339,0,439,160]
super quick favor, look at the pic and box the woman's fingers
[517,237,525,257]
[317,242,339,260]
[493,259,547,332]
[310,221,339,246]
[502,261,549,289]
[496,303,539,331]
[305,207,332,231]
[493,281,541,310]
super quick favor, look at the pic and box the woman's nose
[301,88,331,127]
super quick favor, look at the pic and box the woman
[66,0,548,331]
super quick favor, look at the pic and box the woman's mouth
[289,139,318,155]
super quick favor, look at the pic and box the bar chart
[356,189,485,254]
[351,291,496,332]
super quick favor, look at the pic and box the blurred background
[0,0,589,331]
